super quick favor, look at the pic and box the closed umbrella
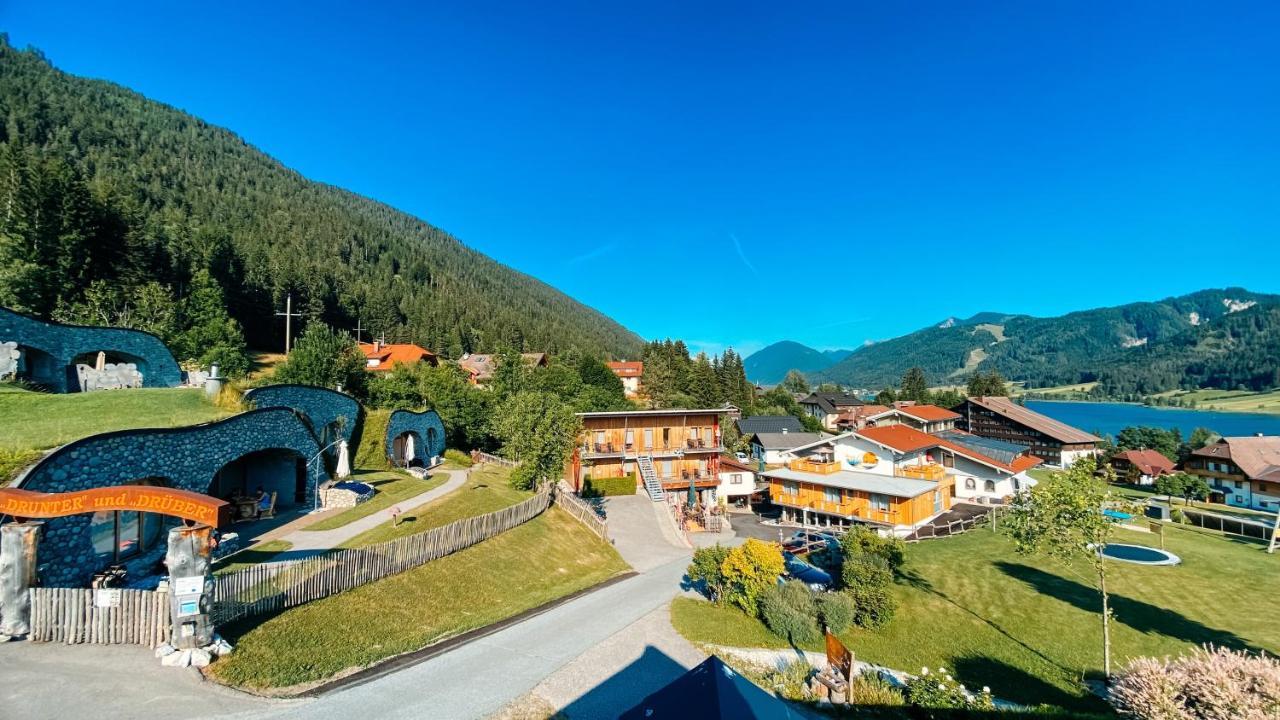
[336,440,351,478]
[405,434,416,464]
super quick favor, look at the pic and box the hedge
[582,473,638,497]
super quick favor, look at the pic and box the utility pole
[276,293,302,354]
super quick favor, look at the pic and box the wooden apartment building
[567,409,724,495]
[955,396,1099,467]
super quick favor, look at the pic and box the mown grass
[671,523,1280,713]
[301,470,448,532]
[209,507,629,690]
[338,464,528,549]
[1149,387,1280,414]
[0,385,229,452]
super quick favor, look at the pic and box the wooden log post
[165,524,216,649]
[0,521,42,638]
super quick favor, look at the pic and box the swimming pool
[1099,543,1181,566]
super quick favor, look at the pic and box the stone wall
[14,408,327,587]
[244,384,362,456]
[75,362,144,391]
[0,306,181,393]
[0,341,18,380]
[386,409,447,464]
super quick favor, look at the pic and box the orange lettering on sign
[0,486,228,527]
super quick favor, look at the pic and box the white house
[717,455,758,506]
[749,431,830,465]
[779,424,1042,504]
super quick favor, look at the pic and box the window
[783,482,799,496]
[594,430,605,446]
[730,473,743,485]
[662,460,673,477]
[870,493,890,511]
[662,428,670,448]
[824,487,841,504]
[964,478,976,490]
[90,506,165,567]
[984,480,996,493]
[1235,481,1244,489]
[625,429,634,447]
[644,428,653,449]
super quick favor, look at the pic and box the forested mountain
[816,289,1280,395]
[0,37,643,369]
[742,341,853,384]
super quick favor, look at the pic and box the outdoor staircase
[637,455,664,502]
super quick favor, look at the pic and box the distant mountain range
[743,341,854,384]
[753,289,1280,396]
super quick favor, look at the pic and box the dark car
[782,552,833,591]
[782,530,841,554]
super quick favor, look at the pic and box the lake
[1025,400,1280,438]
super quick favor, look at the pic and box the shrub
[904,666,994,717]
[849,670,905,707]
[849,584,897,629]
[841,525,906,572]
[443,448,473,467]
[1170,507,1185,524]
[760,580,821,646]
[0,448,42,486]
[817,591,857,634]
[581,473,637,497]
[687,545,731,602]
[1109,645,1280,720]
[842,553,893,590]
[354,409,392,471]
[721,539,785,617]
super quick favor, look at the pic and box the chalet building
[567,409,725,503]
[1110,449,1175,486]
[865,403,961,434]
[1185,435,1280,511]
[605,361,644,398]
[833,404,890,431]
[954,396,1099,467]
[799,391,865,431]
[458,352,549,386]
[763,458,951,536]
[748,431,829,465]
[358,341,439,372]
[717,455,760,507]
[735,415,804,436]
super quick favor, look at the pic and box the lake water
[1025,400,1280,438]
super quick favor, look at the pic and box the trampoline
[1099,543,1181,566]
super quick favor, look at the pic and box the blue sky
[5,1,1279,357]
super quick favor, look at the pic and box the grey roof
[936,430,1029,466]
[750,432,828,450]
[799,392,864,415]
[736,415,805,435]
[761,467,939,498]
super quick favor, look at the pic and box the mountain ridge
[743,341,854,384]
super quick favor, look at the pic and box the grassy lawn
[672,524,1280,713]
[209,507,629,691]
[212,540,293,576]
[1149,387,1280,414]
[338,464,527,549]
[0,385,229,452]
[1110,484,1276,521]
[301,470,448,532]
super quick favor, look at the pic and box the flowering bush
[720,539,785,617]
[903,666,994,718]
[1109,645,1280,720]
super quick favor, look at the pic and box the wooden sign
[825,631,854,683]
[0,485,228,527]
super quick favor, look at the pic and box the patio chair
[259,491,278,520]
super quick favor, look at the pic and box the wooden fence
[28,587,171,647]
[211,488,552,625]
[473,451,519,468]
[905,506,1003,543]
[552,482,608,539]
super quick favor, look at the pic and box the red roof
[856,424,1042,475]
[896,404,962,422]
[359,342,438,371]
[606,361,644,377]
[1112,449,1176,476]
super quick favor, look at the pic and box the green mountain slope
[817,289,1280,394]
[743,341,853,384]
[0,38,643,359]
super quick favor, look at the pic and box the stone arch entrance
[12,343,59,387]
[68,348,150,392]
[391,430,426,468]
[211,448,308,512]
[384,409,447,469]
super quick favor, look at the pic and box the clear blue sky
[5,1,1279,357]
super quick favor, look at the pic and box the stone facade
[0,306,181,393]
[244,384,362,456]
[14,408,327,587]
[386,409,447,465]
[319,482,376,509]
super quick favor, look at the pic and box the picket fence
[552,483,608,539]
[28,587,171,647]
[211,488,553,625]
[474,451,519,468]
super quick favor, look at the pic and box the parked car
[782,530,841,554]
[735,451,749,461]
[782,552,833,591]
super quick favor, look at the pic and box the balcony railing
[896,464,946,481]
[580,442,722,457]
[789,458,841,475]
[769,493,901,525]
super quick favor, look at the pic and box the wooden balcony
[789,458,841,475]
[770,491,901,525]
[896,463,946,481]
